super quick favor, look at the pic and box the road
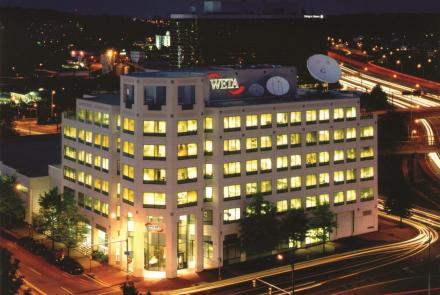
[1,237,121,295]
[14,119,60,136]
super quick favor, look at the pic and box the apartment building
[60,66,378,278]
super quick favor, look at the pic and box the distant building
[155,31,171,50]
[130,51,146,64]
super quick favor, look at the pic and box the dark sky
[2,0,440,17]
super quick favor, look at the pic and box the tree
[280,209,309,248]
[37,187,64,249]
[121,280,139,295]
[384,177,412,226]
[0,104,18,139]
[309,205,337,255]
[361,84,392,111]
[0,247,24,295]
[239,194,281,255]
[0,175,25,226]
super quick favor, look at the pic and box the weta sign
[209,77,239,90]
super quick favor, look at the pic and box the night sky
[2,0,440,17]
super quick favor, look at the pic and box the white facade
[60,67,378,279]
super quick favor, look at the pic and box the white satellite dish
[248,83,265,97]
[266,76,290,96]
[306,54,341,83]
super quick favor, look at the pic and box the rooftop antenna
[306,54,341,92]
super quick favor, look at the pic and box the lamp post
[428,230,431,295]
[276,253,295,294]
[50,90,56,118]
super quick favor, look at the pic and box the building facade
[60,66,378,279]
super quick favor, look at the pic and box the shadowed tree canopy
[0,175,25,226]
[280,208,309,247]
[309,204,337,254]
[0,247,24,295]
[361,84,393,111]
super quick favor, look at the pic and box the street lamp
[276,253,295,294]
[51,90,56,118]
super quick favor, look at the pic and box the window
[101,202,109,216]
[306,195,317,209]
[346,128,357,141]
[177,85,195,106]
[223,139,241,155]
[123,188,135,205]
[246,160,258,175]
[306,131,317,146]
[277,112,288,126]
[291,198,302,209]
[204,116,213,132]
[246,137,258,152]
[346,148,356,162]
[144,144,166,160]
[334,170,344,184]
[334,129,344,142]
[290,111,301,125]
[361,147,374,160]
[116,138,121,152]
[85,131,92,145]
[319,151,330,165]
[306,110,317,124]
[306,174,317,188]
[260,158,272,173]
[63,166,76,182]
[246,182,258,197]
[277,178,288,193]
[102,135,109,150]
[123,141,135,158]
[318,130,330,144]
[260,136,272,150]
[177,119,197,136]
[277,156,288,171]
[102,181,109,195]
[319,173,329,187]
[85,152,92,166]
[319,109,330,122]
[334,108,344,121]
[85,110,93,123]
[224,116,241,131]
[290,176,301,191]
[224,162,241,177]
[360,126,374,139]
[306,153,317,167]
[177,143,197,159]
[64,146,76,161]
[277,200,288,212]
[246,115,258,129]
[334,191,345,206]
[102,113,109,128]
[123,118,135,134]
[85,194,92,209]
[122,164,135,181]
[143,192,166,208]
[177,167,197,183]
[334,149,345,163]
[93,198,101,213]
[276,134,288,149]
[102,158,109,172]
[94,156,101,170]
[77,150,85,164]
[78,129,85,143]
[346,169,357,183]
[204,187,213,202]
[143,120,166,136]
[204,140,213,155]
[177,191,197,207]
[203,210,213,225]
[291,154,301,169]
[361,167,374,180]
[143,168,166,184]
[63,126,76,140]
[346,190,356,203]
[116,115,121,130]
[319,194,329,205]
[123,84,134,108]
[85,174,92,187]
[144,85,166,107]
[361,188,374,201]
[94,111,102,126]
[77,171,84,184]
[204,164,213,179]
[224,185,241,200]
[260,180,272,195]
[94,133,102,147]
[345,107,356,120]
[77,109,85,122]
[224,208,240,223]
[260,113,272,128]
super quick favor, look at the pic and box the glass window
[223,208,240,223]
[246,115,258,129]
[143,192,166,208]
[306,110,317,123]
[143,120,166,136]
[334,170,344,184]
[246,137,258,152]
[306,174,317,188]
[204,140,213,155]
[319,194,329,205]
[306,195,317,209]
[306,153,317,166]
[347,190,356,203]
[246,160,258,174]
[277,178,288,192]
[94,111,102,126]
[177,85,195,106]
[224,116,241,131]
[290,133,301,147]
[177,167,197,183]
[290,176,301,190]
[334,149,345,163]
[223,162,241,177]
[306,131,317,145]
[85,131,93,145]
[123,188,135,204]
[246,182,258,197]
[291,198,302,209]
[334,108,344,121]
[64,145,76,161]
[346,128,357,140]
[116,138,121,152]
[123,84,134,108]
[361,147,374,159]
[144,86,166,106]
[63,166,76,182]
[276,156,288,170]
[143,168,166,184]
[334,191,345,205]
[346,169,356,182]
[334,129,344,142]
[177,120,197,135]
[361,188,374,201]
[346,148,356,162]
[260,136,272,150]
[318,130,330,143]
[116,115,121,130]
[260,114,272,128]
[360,126,374,138]
[177,143,198,159]
[290,111,301,125]
[63,125,77,140]
[319,109,330,122]
[204,164,213,179]
[260,158,272,172]
[345,107,356,119]
[177,191,197,207]
[276,134,288,148]
[319,151,329,165]
[122,164,135,181]
[123,118,135,134]
[102,113,109,127]
[276,113,288,126]
[319,173,329,186]
[223,139,241,154]
[223,184,241,200]
[204,117,213,132]
[260,180,272,194]
[102,158,109,172]
[361,167,374,180]
[94,133,101,147]
[123,141,135,158]
[277,200,288,212]
[291,154,301,168]
[144,144,166,160]
[94,155,101,169]
[204,187,213,201]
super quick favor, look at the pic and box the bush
[91,250,108,263]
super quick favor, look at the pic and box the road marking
[23,278,48,295]
[30,267,42,275]
[60,286,74,294]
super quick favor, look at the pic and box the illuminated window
[246,182,258,197]
[102,113,109,128]
[223,162,241,177]
[306,110,317,124]
[260,136,272,150]
[123,118,135,134]
[291,154,301,169]
[63,126,77,140]
[334,149,345,163]
[260,158,272,173]
[93,198,101,213]
[223,139,241,155]
[319,194,329,205]
[319,151,329,165]
[360,126,374,139]
[144,144,166,160]
[94,155,101,170]
[334,108,344,121]
[77,109,85,121]
[177,143,197,159]
[102,135,109,150]
[85,174,92,187]
[223,208,240,223]
[305,153,317,167]
[246,160,258,175]
[224,116,241,131]
[246,137,258,152]
[143,120,166,136]
[276,134,288,149]
[143,168,167,184]
[246,114,258,129]
[345,107,356,120]
[78,129,84,142]
[85,152,92,166]
[346,128,357,141]
[77,150,85,163]
[334,129,344,142]
[306,195,317,209]
[122,164,135,181]
[319,173,329,187]
[260,113,272,128]
[64,146,76,161]
[123,188,135,205]
[277,178,288,193]
[94,111,102,126]
[84,194,92,209]
[276,112,288,126]
[224,184,241,200]
[306,131,317,145]
[177,119,197,136]
[277,200,288,212]
[346,169,357,183]
[177,191,198,207]
[361,167,374,180]
[101,202,109,216]
[94,178,102,192]
[290,176,301,191]
[177,167,197,183]
[346,190,356,203]
[361,188,374,201]
[204,187,213,202]
[116,114,121,130]
[77,171,84,185]
[291,198,302,209]
[204,164,213,179]
[143,192,166,208]
[260,180,272,195]
[318,130,330,144]
[319,109,330,122]
[334,191,344,206]
[334,170,344,184]
[116,138,121,152]
[102,158,109,172]
[290,111,301,125]
[85,131,93,145]
[204,140,213,155]
[346,148,356,162]
[276,156,288,171]
[306,174,317,188]
[204,116,213,132]
[123,141,134,158]
[102,180,109,195]
[360,147,374,160]
[94,133,101,147]
[63,166,76,182]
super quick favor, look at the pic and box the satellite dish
[248,83,265,97]
[306,54,341,83]
[266,76,290,96]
